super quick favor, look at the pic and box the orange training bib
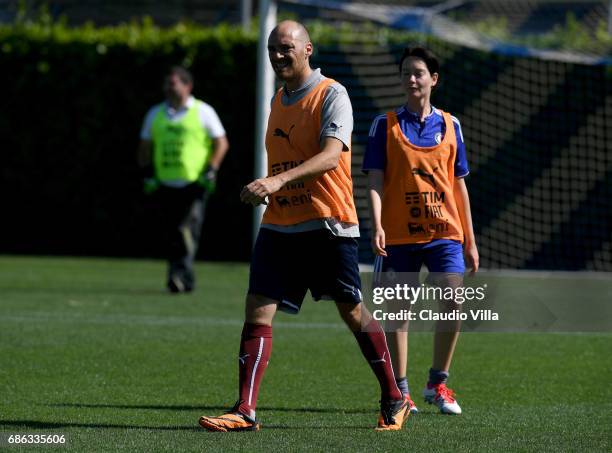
[381,110,464,244]
[262,78,358,226]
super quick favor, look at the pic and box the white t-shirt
[140,96,226,141]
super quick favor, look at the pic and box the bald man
[198,21,410,432]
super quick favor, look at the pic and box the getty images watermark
[361,271,612,332]
[371,280,494,323]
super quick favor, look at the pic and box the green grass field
[1,256,610,452]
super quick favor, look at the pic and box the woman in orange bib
[364,47,479,415]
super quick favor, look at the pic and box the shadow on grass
[49,403,375,415]
[1,286,171,296]
[0,419,200,432]
[0,419,375,431]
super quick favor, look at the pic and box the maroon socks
[236,318,401,420]
[353,318,402,401]
[237,323,273,418]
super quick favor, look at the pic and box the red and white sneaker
[423,383,462,415]
[405,394,419,414]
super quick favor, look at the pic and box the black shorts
[248,228,362,314]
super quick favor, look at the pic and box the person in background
[138,66,229,293]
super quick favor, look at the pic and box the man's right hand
[240,176,284,206]
[143,178,159,194]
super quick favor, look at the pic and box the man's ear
[431,72,439,87]
[305,41,313,58]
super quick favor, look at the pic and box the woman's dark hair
[398,46,440,76]
[167,66,194,85]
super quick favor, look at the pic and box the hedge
[1,16,259,260]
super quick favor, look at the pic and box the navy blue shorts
[377,240,465,273]
[248,228,362,314]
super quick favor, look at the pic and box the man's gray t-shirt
[262,68,360,238]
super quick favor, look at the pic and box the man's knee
[245,294,278,325]
[336,302,370,331]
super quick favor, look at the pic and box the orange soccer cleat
[198,411,260,432]
[375,396,411,431]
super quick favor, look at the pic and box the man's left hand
[464,242,479,276]
[240,176,284,206]
[197,165,218,193]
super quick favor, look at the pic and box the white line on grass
[1,312,609,336]
[0,311,346,330]
[358,264,612,280]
